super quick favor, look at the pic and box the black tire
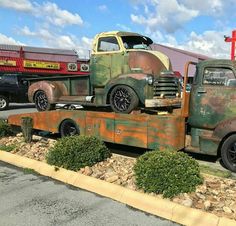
[0,95,9,111]
[60,119,80,137]
[34,90,55,111]
[221,134,236,172]
[109,85,139,113]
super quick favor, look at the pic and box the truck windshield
[121,36,153,50]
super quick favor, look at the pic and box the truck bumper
[145,98,182,108]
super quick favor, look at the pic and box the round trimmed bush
[0,119,13,137]
[134,150,203,198]
[46,135,111,171]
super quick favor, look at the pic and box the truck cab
[185,59,236,171]
[28,31,181,113]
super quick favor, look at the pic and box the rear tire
[0,95,9,111]
[34,90,55,111]
[221,134,236,172]
[109,85,139,113]
[60,119,80,137]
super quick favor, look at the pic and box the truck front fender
[104,73,150,104]
[213,117,236,140]
[28,81,68,103]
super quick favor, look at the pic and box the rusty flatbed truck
[8,59,236,172]
[28,31,181,113]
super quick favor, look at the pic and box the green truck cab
[28,31,181,113]
[185,59,236,172]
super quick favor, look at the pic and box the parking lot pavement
[0,161,179,226]
[0,103,37,120]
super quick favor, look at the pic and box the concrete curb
[0,151,236,226]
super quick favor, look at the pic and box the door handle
[197,90,207,94]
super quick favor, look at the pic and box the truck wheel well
[59,119,80,137]
[0,92,9,98]
[217,131,236,157]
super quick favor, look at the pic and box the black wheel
[60,119,80,137]
[0,95,9,111]
[221,134,236,172]
[34,90,55,111]
[109,85,139,113]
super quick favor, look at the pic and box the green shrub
[0,120,13,137]
[134,150,203,198]
[0,144,16,152]
[46,135,111,171]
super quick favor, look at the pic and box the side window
[97,37,120,52]
[2,74,17,85]
[203,68,235,86]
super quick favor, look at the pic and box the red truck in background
[0,44,89,110]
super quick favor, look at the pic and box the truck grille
[153,77,180,98]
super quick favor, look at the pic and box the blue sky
[0,0,235,58]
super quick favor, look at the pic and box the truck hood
[127,49,172,77]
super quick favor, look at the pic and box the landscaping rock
[204,200,211,210]
[84,166,93,176]
[1,133,236,221]
[181,198,193,207]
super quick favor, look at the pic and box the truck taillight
[80,64,89,72]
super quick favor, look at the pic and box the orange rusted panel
[148,115,185,150]
[8,110,185,150]
[85,111,115,142]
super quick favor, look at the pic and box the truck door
[90,36,121,88]
[189,66,236,129]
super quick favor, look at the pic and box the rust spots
[8,110,185,150]
[128,51,167,76]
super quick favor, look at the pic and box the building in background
[152,44,210,82]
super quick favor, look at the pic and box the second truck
[28,31,181,113]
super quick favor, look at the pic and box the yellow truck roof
[97,31,144,37]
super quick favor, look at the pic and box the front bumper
[145,97,182,108]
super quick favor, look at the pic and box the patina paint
[8,110,185,151]
[128,51,170,76]
[189,60,236,129]
[148,115,185,150]
[90,31,178,107]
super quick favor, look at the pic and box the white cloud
[0,0,83,27]
[183,31,230,58]
[0,33,24,45]
[130,0,236,34]
[155,30,231,59]
[0,0,33,12]
[98,5,108,12]
[131,0,199,33]
[180,0,223,15]
[18,27,92,59]
[39,2,83,27]
[20,26,36,36]
[116,23,131,31]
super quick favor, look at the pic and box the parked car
[0,73,36,110]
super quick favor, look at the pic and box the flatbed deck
[8,110,185,150]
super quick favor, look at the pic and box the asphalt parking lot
[0,161,179,226]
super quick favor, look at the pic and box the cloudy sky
[0,0,234,59]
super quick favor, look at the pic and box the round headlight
[146,75,154,85]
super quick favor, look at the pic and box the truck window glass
[121,36,152,50]
[2,74,17,85]
[203,68,235,86]
[97,37,120,52]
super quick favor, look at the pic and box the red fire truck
[0,44,89,110]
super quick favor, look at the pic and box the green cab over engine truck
[8,59,236,172]
[28,31,181,113]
